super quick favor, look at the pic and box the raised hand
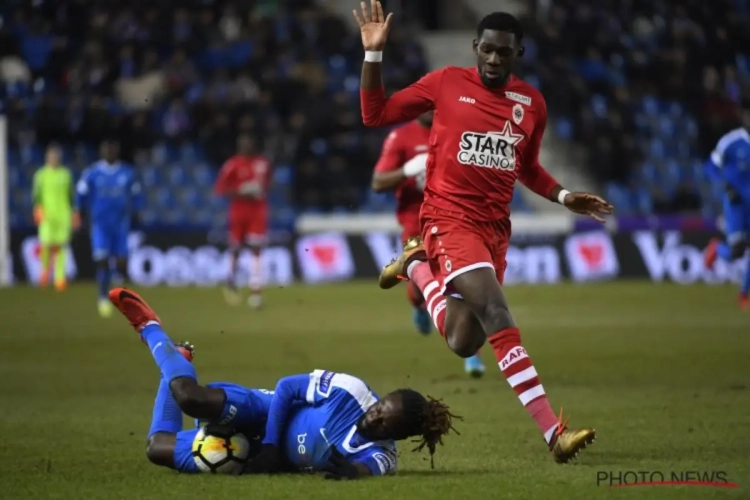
[352,0,393,51]
[562,192,614,223]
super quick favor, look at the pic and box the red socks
[408,261,446,334]
[489,327,559,444]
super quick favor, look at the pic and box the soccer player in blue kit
[108,288,460,478]
[703,121,750,309]
[77,141,143,317]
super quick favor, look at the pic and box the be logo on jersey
[457,121,524,171]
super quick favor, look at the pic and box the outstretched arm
[262,374,311,447]
[355,1,438,127]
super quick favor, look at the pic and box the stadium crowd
[1,0,749,228]
[524,0,750,215]
[0,0,428,229]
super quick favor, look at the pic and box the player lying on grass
[108,287,461,478]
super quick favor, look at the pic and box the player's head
[472,12,524,88]
[100,140,120,163]
[45,143,62,166]
[237,134,257,156]
[357,389,461,467]
[417,111,434,128]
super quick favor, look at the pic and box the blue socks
[96,267,110,300]
[717,242,733,261]
[148,376,183,438]
[742,263,750,296]
[141,323,197,382]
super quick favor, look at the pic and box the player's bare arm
[353,0,392,90]
[356,1,436,126]
[371,169,406,192]
[322,449,374,480]
[549,185,614,223]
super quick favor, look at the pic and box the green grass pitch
[1,281,748,499]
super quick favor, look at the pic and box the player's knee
[170,379,207,417]
[447,334,484,358]
[145,434,174,468]
[94,258,108,270]
[145,436,165,466]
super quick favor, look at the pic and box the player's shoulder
[309,369,372,400]
[719,128,750,147]
[507,77,545,108]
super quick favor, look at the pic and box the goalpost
[0,114,10,287]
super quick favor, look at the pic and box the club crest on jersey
[457,121,524,171]
[505,91,532,106]
[512,104,524,125]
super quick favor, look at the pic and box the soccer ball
[192,425,251,474]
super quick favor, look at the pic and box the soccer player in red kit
[371,111,485,377]
[354,2,613,463]
[214,134,270,309]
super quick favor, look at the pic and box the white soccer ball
[192,425,251,474]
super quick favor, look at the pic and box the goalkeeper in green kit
[32,144,80,290]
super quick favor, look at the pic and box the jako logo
[458,96,475,104]
[297,433,307,455]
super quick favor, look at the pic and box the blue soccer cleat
[464,354,485,378]
[412,307,432,335]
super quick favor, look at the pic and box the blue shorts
[199,382,273,434]
[723,196,750,244]
[91,222,129,260]
[173,428,201,473]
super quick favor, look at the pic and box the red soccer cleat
[108,288,160,332]
[704,238,720,270]
[175,341,194,362]
[739,294,750,311]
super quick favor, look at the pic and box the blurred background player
[76,141,143,317]
[214,134,270,309]
[108,288,459,477]
[703,113,750,308]
[371,112,485,378]
[31,144,79,291]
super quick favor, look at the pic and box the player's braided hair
[393,389,462,469]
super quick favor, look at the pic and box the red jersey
[361,67,559,222]
[214,155,271,215]
[373,119,430,225]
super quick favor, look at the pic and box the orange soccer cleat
[108,288,161,332]
[739,294,750,311]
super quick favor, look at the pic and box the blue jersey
[707,128,750,197]
[76,160,143,227]
[708,129,750,240]
[271,370,397,476]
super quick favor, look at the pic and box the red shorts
[229,211,267,247]
[421,205,510,297]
